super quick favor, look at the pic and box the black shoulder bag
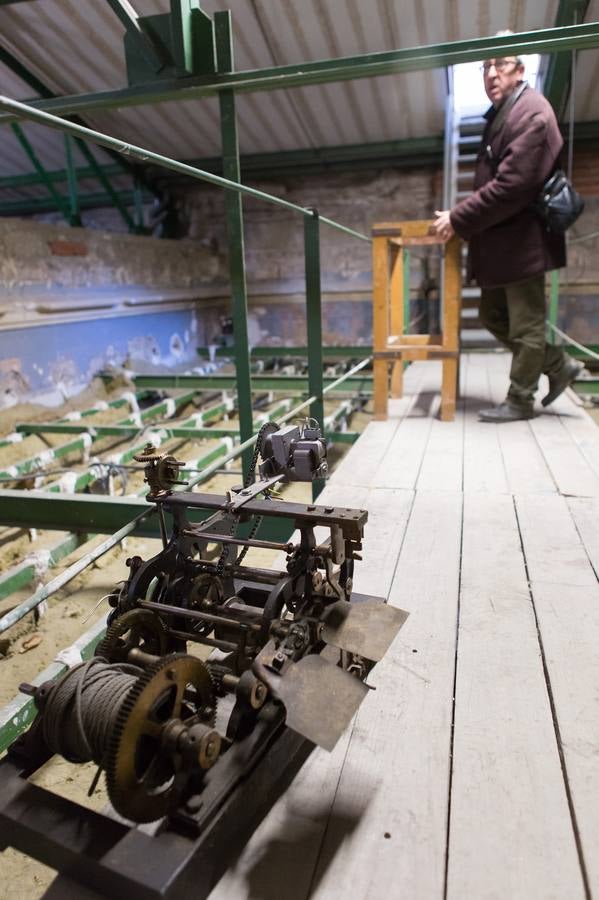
[534,170,584,234]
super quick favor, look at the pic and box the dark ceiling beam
[0,41,155,202]
[543,0,591,118]
[0,22,598,120]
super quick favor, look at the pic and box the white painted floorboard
[209,352,598,900]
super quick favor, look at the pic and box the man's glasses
[480,58,519,74]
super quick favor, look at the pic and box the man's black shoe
[479,402,534,423]
[541,360,584,407]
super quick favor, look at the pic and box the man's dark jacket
[450,83,566,288]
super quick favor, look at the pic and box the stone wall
[0,217,219,294]
[179,165,441,297]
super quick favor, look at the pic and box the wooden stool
[372,220,462,422]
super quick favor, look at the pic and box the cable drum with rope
[41,658,143,764]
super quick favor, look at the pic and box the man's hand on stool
[433,210,455,242]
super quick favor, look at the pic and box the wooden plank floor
[210,352,599,900]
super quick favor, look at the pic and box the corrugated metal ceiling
[0,0,594,203]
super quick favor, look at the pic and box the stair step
[459,116,486,133]
[462,286,481,299]
[460,329,498,349]
[458,135,481,146]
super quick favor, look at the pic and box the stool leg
[441,357,458,421]
[374,359,389,419]
[390,360,403,398]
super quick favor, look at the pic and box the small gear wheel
[133,442,165,464]
[105,654,217,823]
[95,609,169,663]
[132,442,187,497]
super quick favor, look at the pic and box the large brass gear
[105,654,218,823]
[94,609,169,663]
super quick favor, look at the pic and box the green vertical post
[64,134,82,226]
[549,269,560,345]
[214,10,253,483]
[304,209,325,500]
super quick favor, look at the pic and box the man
[433,51,582,422]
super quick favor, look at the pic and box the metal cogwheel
[105,654,217,823]
[94,609,169,663]
[132,442,165,464]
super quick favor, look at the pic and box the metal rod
[0,95,370,242]
[0,510,152,634]
[182,529,293,552]
[167,628,238,652]
[139,599,262,632]
[215,10,254,482]
[322,356,373,395]
[304,209,325,501]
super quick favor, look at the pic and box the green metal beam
[0,96,370,243]
[16,399,293,442]
[304,209,325,499]
[0,189,148,217]
[543,0,590,117]
[0,533,86,602]
[10,122,71,221]
[0,23,598,119]
[570,379,599,395]
[198,345,373,359]
[0,389,199,480]
[116,373,373,393]
[0,489,293,543]
[105,0,168,73]
[0,38,156,200]
[7,121,599,195]
[0,136,443,198]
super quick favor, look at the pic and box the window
[452,54,541,115]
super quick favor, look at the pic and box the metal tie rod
[183,529,294,552]
[0,95,370,243]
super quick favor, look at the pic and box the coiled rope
[42,658,142,764]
